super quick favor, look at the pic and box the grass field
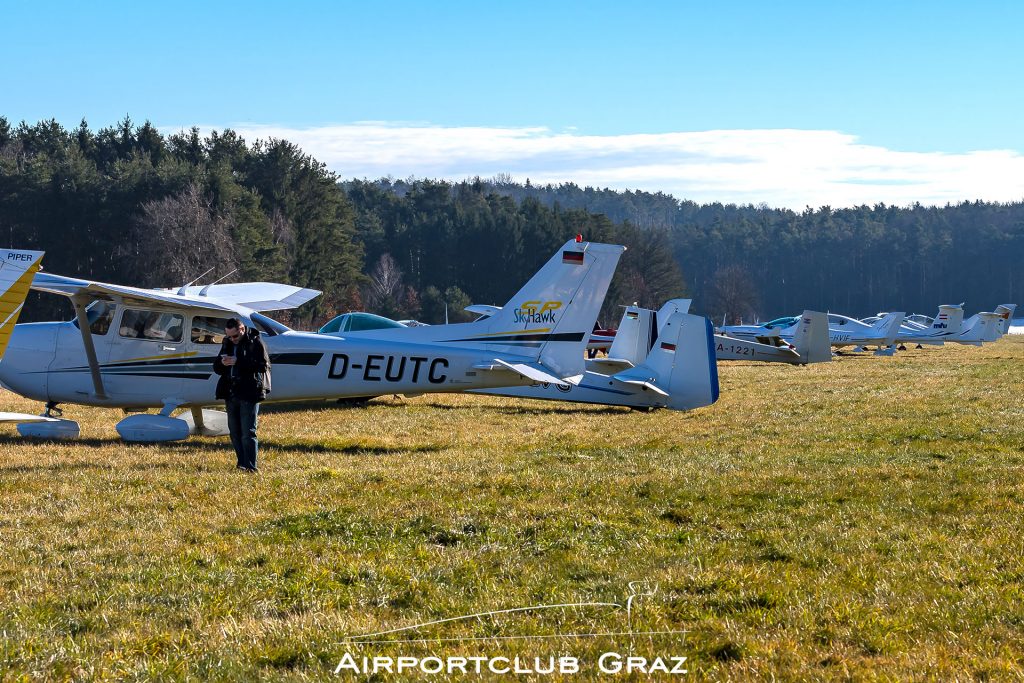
[2,338,1023,681]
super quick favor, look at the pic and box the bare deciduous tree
[362,253,418,318]
[710,264,760,325]
[130,183,236,287]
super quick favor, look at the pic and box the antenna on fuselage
[176,266,217,295]
[198,269,238,297]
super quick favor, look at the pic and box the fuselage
[0,314,543,409]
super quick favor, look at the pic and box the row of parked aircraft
[0,243,1014,442]
[719,302,1016,355]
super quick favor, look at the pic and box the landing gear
[44,401,63,418]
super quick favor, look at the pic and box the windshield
[249,312,290,336]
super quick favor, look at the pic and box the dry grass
[2,339,1023,681]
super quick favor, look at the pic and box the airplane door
[48,301,115,402]
[103,307,187,405]
[182,314,235,404]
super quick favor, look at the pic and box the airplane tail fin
[872,311,905,345]
[980,311,1005,342]
[994,304,1017,336]
[930,304,964,336]
[792,310,831,364]
[612,312,719,411]
[433,240,625,380]
[956,312,1001,345]
[605,304,658,367]
[0,249,45,358]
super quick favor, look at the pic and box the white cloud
[206,122,1024,209]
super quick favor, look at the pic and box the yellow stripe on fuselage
[465,328,553,338]
[108,350,201,365]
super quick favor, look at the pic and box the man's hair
[225,318,242,330]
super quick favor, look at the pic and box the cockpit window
[191,316,233,344]
[249,312,290,336]
[71,300,115,335]
[119,309,184,342]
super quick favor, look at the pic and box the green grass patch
[1,339,1024,679]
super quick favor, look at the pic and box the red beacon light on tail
[575,234,583,243]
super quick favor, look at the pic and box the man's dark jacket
[213,328,271,401]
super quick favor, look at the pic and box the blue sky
[5,0,1024,207]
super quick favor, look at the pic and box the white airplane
[722,311,904,355]
[477,301,829,411]
[320,298,723,411]
[614,301,830,365]
[952,309,1004,346]
[472,307,719,411]
[866,304,965,347]
[714,310,831,364]
[0,239,625,441]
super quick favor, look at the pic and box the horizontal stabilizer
[587,357,636,372]
[474,359,579,385]
[610,374,670,397]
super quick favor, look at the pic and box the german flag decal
[562,250,585,265]
[660,342,676,352]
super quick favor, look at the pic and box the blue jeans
[225,397,260,470]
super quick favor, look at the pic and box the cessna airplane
[0,239,625,441]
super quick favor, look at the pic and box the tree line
[2,118,1021,329]
[0,119,682,326]
[474,177,1024,320]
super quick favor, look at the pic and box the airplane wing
[160,283,321,311]
[32,274,321,313]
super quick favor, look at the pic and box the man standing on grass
[213,318,271,472]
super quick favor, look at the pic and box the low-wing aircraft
[0,239,625,441]
[473,306,719,411]
[722,311,904,355]
[319,298,722,411]
[714,310,831,364]
[952,309,1004,346]
[601,300,829,366]
[865,304,965,347]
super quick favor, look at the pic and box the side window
[119,309,184,342]
[191,316,233,345]
[72,300,115,335]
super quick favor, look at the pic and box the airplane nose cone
[0,322,58,401]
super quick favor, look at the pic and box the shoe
[245,466,260,474]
